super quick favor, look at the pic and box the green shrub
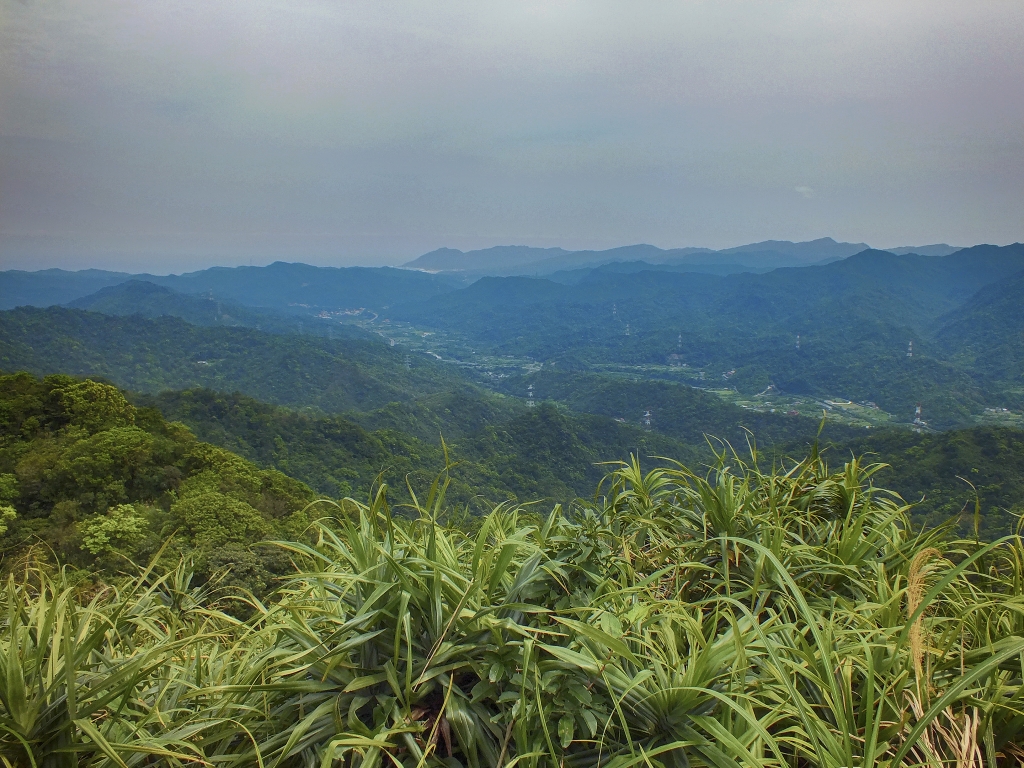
[1,451,1022,767]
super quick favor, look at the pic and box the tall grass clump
[2,447,1023,767]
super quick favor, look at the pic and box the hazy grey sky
[2,0,1022,272]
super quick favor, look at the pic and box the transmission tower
[527,384,535,408]
[907,341,913,358]
[796,334,801,350]
[913,403,926,432]
[642,410,652,429]
[625,323,630,336]
[404,354,411,370]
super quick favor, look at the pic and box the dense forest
[139,386,696,506]
[0,372,316,590]
[0,306,462,413]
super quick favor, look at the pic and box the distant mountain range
[63,279,368,338]
[401,238,965,276]
[4,239,1024,506]
[389,243,1024,426]
[4,238,1017,427]
[0,238,966,311]
[0,262,459,312]
[883,244,962,257]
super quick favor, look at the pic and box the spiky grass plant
[1,448,1022,766]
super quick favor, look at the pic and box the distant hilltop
[402,238,960,277]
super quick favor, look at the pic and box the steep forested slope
[0,307,462,413]
[934,270,1024,395]
[0,372,315,588]
[141,387,701,506]
[831,426,1024,538]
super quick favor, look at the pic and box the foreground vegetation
[3,447,1023,767]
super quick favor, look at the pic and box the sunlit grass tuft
[2,447,1023,767]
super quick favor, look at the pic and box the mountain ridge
[402,238,870,276]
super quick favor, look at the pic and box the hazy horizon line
[3,236,1006,276]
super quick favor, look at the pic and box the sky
[1,0,1022,273]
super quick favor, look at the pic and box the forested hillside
[0,372,316,590]
[0,306,462,413]
[66,279,345,337]
[140,386,701,505]
[5,292,1024,539]
[134,382,1024,539]
[833,426,1024,538]
[935,270,1024,388]
[4,244,1024,552]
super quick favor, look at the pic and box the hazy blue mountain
[68,280,263,326]
[885,244,962,257]
[405,246,571,272]
[499,245,714,276]
[402,238,870,277]
[936,243,1024,292]
[545,260,753,285]
[715,237,869,263]
[513,243,872,276]
[0,268,133,309]
[1,262,462,315]
[64,279,369,339]
[146,262,461,312]
[398,244,1024,337]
